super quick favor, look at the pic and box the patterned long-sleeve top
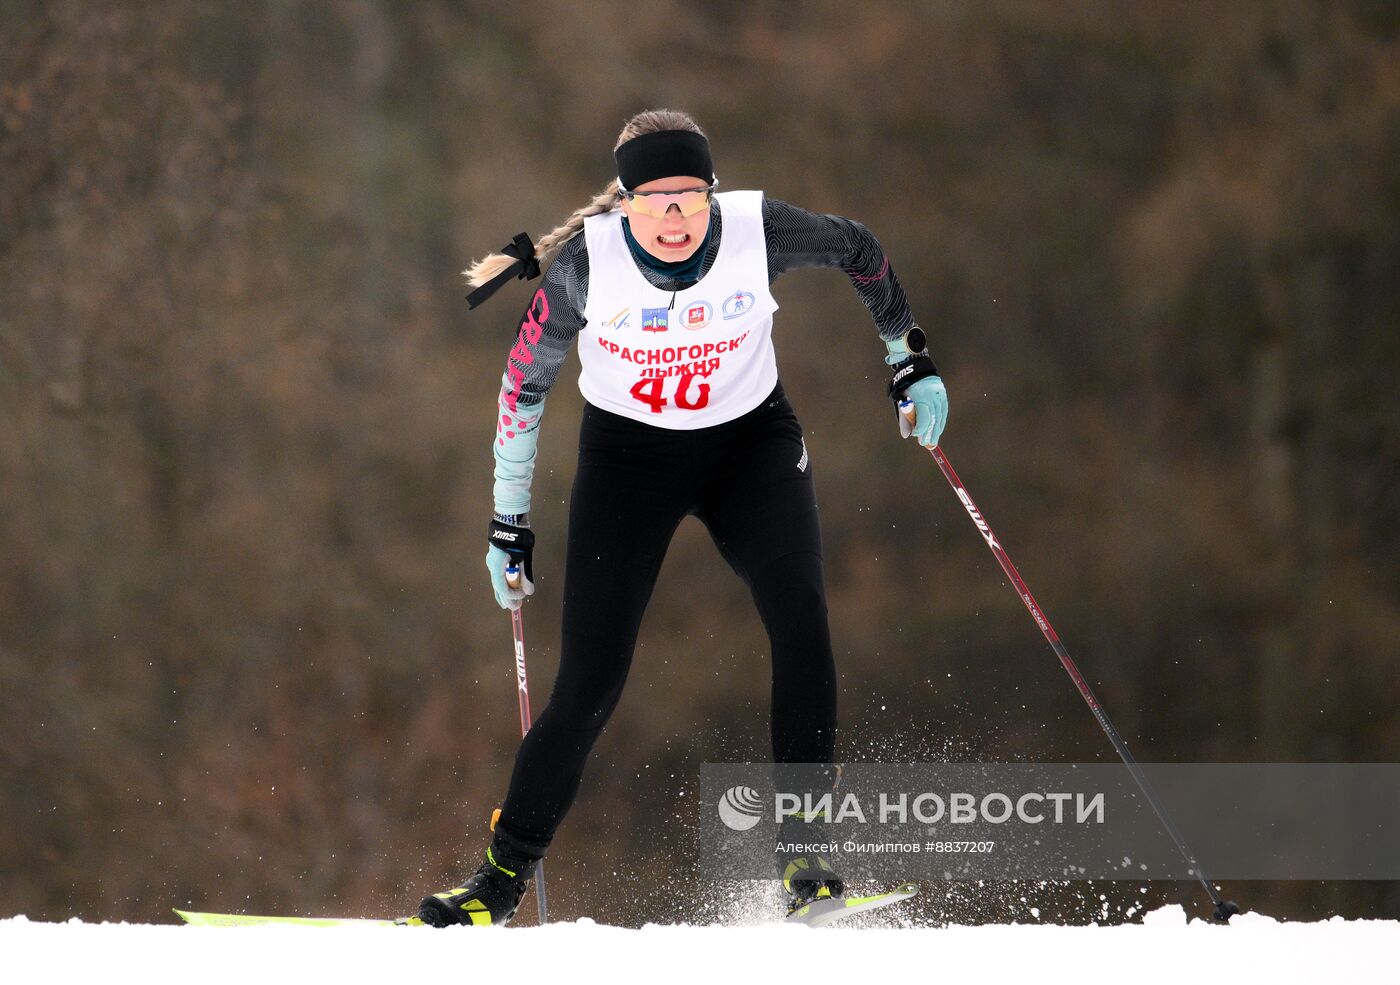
[491,196,922,515]
[501,197,918,412]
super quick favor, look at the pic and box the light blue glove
[486,542,534,610]
[885,333,948,448]
[898,376,948,448]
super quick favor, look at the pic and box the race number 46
[630,370,710,413]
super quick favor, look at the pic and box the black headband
[614,129,714,190]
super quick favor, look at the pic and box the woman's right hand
[487,519,536,610]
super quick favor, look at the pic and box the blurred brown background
[2,0,1397,926]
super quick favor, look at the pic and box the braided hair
[464,109,707,287]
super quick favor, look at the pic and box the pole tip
[1212,899,1241,923]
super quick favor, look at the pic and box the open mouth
[656,233,691,250]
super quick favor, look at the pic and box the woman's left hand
[898,375,948,448]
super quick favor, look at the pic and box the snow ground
[2,906,1394,984]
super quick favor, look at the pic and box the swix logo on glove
[494,531,518,543]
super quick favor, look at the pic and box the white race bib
[578,190,779,429]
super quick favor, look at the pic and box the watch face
[906,327,927,353]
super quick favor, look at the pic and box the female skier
[418,109,947,927]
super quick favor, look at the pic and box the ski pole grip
[505,562,521,590]
[898,398,917,428]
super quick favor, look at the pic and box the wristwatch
[887,325,939,402]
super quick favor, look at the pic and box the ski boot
[419,833,541,928]
[782,855,845,916]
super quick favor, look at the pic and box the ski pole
[502,562,548,925]
[899,403,1239,922]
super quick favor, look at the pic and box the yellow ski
[786,882,920,927]
[174,909,424,928]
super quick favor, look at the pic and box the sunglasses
[620,182,717,218]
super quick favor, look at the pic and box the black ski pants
[497,381,837,851]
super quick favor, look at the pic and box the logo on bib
[602,307,631,329]
[682,301,712,331]
[642,307,669,332]
[722,291,755,320]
